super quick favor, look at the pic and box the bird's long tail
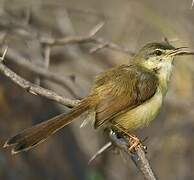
[4,100,90,154]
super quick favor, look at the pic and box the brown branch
[0,60,79,108]
[109,130,158,180]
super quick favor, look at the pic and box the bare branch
[5,48,80,98]
[109,130,158,180]
[0,61,79,108]
[88,37,134,54]
[40,25,134,56]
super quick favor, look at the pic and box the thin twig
[89,37,133,54]
[88,141,112,164]
[39,21,104,46]
[89,42,108,53]
[0,46,8,61]
[88,21,105,37]
[109,130,158,180]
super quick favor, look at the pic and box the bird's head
[133,42,194,74]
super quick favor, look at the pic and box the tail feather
[4,100,90,154]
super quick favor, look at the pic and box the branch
[40,22,134,56]
[109,130,158,180]
[0,60,80,108]
[41,36,133,54]
[5,48,80,98]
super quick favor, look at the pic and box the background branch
[5,48,80,98]
[0,60,79,108]
[40,23,134,56]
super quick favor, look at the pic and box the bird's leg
[128,135,141,152]
[113,124,146,152]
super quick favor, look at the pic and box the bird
[4,41,194,154]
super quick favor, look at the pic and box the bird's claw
[128,135,147,153]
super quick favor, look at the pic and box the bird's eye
[154,50,162,56]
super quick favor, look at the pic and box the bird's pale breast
[112,88,163,130]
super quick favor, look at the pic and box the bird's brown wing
[91,64,159,128]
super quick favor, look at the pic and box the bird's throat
[157,62,173,95]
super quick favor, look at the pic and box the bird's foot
[112,125,147,153]
[127,134,147,153]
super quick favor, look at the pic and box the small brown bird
[4,42,194,154]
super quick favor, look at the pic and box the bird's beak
[168,47,194,57]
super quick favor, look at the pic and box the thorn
[89,21,105,37]
[88,141,112,165]
[29,91,38,95]
[11,149,19,155]
[0,46,8,61]
[3,141,9,148]
[26,86,38,95]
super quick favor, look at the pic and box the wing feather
[92,64,158,128]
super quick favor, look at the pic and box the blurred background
[0,0,194,180]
